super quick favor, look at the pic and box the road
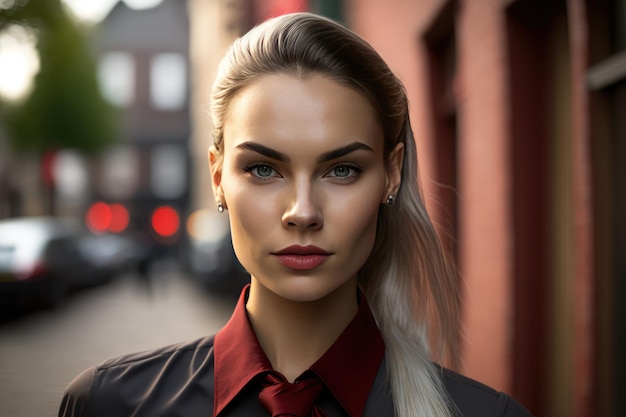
[0,263,237,417]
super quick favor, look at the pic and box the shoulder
[59,336,216,417]
[96,334,216,372]
[441,368,533,417]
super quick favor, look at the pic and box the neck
[246,279,358,382]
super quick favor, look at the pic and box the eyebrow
[235,141,374,163]
[317,142,374,162]
[236,142,289,162]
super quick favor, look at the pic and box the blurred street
[0,0,622,415]
[0,263,236,417]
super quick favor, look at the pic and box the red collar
[213,285,385,417]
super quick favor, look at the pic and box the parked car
[183,211,249,294]
[76,232,142,281]
[0,217,119,310]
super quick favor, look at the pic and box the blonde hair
[210,13,460,417]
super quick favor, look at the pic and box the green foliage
[1,0,117,154]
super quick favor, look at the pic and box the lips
[272,245,332,271]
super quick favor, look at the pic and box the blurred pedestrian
[59,13,532,417]
[132,226,164,295]
[135,243,155,294]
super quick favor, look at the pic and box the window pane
[98,52,135,106]
[150,53,186,110]
[100,146,139,199]
[150,144,186,199]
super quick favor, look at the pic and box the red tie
[258,372,328,417]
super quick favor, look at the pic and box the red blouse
[213,285,385,417]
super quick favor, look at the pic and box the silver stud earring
[217,202,224,213]
[386,195,395,206]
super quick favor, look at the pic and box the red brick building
[190,1,625,416]
[346,1,624,416]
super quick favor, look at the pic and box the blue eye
[325,165,361,180]
[254,165,274,177]
[332,166,351,177]
[244,164,278,179]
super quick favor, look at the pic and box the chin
[257,275,357,304]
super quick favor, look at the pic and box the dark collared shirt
[59,285,533,417]
[214,286,384,416]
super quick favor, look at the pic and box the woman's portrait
[58,11,533,417]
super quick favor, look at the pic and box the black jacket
[59,335,532,417]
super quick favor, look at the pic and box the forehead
[222,73,384,155]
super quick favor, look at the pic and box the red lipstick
[272,245,331,271]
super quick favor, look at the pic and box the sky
[0,0,164,101]
[61,0,164,24]
[0,24,39,101]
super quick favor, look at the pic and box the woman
[59,12,532,417]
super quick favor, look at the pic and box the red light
[109,203,130,233]
[86,202,111,234]
[151,206,180,237]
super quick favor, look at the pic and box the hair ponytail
[211,13,461,417]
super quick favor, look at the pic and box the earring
[217,202,224,213]
[386,195,395,206]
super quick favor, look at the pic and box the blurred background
[0,0,623,416]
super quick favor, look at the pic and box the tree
[0,0,117,215]
[2,0,117,154]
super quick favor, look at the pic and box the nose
[281,181,323,231]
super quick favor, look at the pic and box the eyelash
[243,163,280,181]
[242,163,363,183]
[325,164,362,182]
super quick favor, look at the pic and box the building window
[99,146,139,200]
[150,144,186,199]
[97,52,135,106]
[150,53,187,110]
[588,1,626,415]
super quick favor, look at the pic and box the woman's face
[210,73,402,302]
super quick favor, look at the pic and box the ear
[208,145,224,205]
[383,142,404,203]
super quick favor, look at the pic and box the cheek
[220,171,276,252]
[332,186,382,251]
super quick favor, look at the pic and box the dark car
[76,232,142,281]
[0,217,106,309]
[183,210,249,294]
